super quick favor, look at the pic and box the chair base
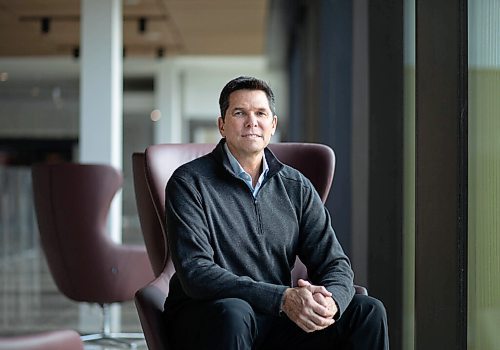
[81,332,145,348]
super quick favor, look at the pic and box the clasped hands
[281,279,338,333]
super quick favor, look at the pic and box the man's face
[218,89,277,160]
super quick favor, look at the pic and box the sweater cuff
[327,285,355,318]
[278,288,288,317]
[271,285,289,316]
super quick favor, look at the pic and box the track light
[41,17,51,34]
[138,17,147,33]
[72,46,80,59]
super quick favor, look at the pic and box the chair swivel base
[81,332,145,348]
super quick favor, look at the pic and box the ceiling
[0,0,269,58]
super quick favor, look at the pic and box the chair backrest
[32,162,154,303]
[133,153,166,277]
[142,143,336,278]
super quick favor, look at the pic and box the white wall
[0,56,288,143]
[153,56,288,144]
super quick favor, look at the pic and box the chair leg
[80,303,145,348]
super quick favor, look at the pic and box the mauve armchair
[0,330,83,350]
[31,163,155,347]
[133,143,367,350]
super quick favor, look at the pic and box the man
[164,76,389,349]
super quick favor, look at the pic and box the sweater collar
[213,138,284,178]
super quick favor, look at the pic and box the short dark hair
[219,76,276,120]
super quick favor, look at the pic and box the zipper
[254,197,263,236]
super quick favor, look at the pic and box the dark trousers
[165,294,389,350]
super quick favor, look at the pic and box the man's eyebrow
[230,107,246,112]
[230,106,269,112]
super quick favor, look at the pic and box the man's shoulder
[267,164,316,198]
[276,163,311,185]
[171,153,218,180]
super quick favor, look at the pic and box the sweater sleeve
[165,175,288,315]
[297,182,355,317]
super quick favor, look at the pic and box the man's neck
[225,144,264,185]
[242,158,263,187]
[238,155,262,176]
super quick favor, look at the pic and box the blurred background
[0,0,498,349]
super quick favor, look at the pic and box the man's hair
[219,76,276,120]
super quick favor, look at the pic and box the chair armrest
[135,272,171,350]
[354,284,368,296]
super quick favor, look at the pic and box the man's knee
[210,298,257,334]
[336,295,389,349]
[348,294,387,325]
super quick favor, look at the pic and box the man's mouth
[242,134,262,138]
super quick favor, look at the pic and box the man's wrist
[279,288,291,317]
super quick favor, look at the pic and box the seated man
[164,76,389,349]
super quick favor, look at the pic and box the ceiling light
[72,46,80,59]
[138,17,147,33]
[41,17,51,34]
[150,109,161,122]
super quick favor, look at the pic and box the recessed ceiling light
[150,109,162,122]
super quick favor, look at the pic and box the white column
[154,59,182,144]
[79,0,123,334]
[79,0,123,243]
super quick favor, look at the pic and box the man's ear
[217,116,225,136]
[271,115,278,135]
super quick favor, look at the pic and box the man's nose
[245,113,258,127]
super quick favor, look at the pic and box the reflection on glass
[468,1,500,349]
[403,0,415,349]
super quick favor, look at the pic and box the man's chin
[240,138,265,147]
[241,143,267,155]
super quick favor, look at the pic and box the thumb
[297,279,311,287]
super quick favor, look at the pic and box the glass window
[403,0,415,349]
[468,1,500,349]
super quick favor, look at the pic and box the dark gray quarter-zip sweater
[165,140,354,317]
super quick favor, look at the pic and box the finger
[288,304,334,332]
[308,285,332,297]
[310,300,334,318]
[297,279,332,297]
[297,317,322,333]
[303,312,335,330]
[298,322,315,333]
[313,295,337,319]
[300,295,334,321]
[297,279,311,287]
[312,293,329,308]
